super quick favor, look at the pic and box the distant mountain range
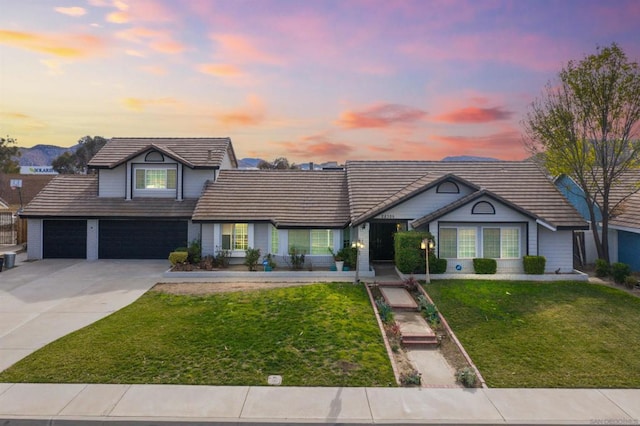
[17,144,78,166]
[15,145,498,168]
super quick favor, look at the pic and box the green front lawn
[0,283,396,387]
[426,280,640,388]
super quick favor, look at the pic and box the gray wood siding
[254,223,269,253]
[435,195,532,223]
[539,227,574,273]
[27,218,42,260]
[201,223,215,256]
[188,221,201,245]
[377,185,475,222]
[183,168,215,198]
[98,166,126,197]
[220,149,235,169]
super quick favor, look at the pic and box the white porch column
[356,222,370,272]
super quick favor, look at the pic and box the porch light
[421,238,435,284]
[351,240,364,284]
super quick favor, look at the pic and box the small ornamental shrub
[187,239,202,264]
[473,258,497,274]
[375,298,394,323]
[403,276,420,292]
[611,262,631,284]
[417,295,440,325]
[400,370,422,386]
[338,246,358,268]
[523,255,546,274]
[456,367,477,388]
[595,258,610,277]
[244,247,261,271]
[624,275,638,290]
[263,253,277,270]
[215,247,230,268]
[288,246,306,270]
[430,256,448,274]
[200,255,215,270]
[168,251,188,266]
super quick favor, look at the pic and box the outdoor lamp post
[421,238,435,284]
[351,240,364,284]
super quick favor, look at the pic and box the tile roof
[345,161,588,229]
[88,137,236,169]
[610,170,640,230]
[20,175,196,218]
[193,170,350,227]
[0,173,55,208]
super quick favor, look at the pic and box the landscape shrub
[288,246,306,270]
[394,231,432,274]
[430,255,447,274]
[187,239,202,264]
[611,262,631,284]
[417,295,440,325]
[338,246,357,268]
[595,258,610,277]
[523,255,546,274]
[215,247,230,268]
[168,251,188,266]
[200,255,215,270]
[473,258,497,274]
[624,275,638,290]
[455,367,477,388]
[375,298,394,323]
[400,370,422,386]
[244,247,261,271]
[403,276,420,292]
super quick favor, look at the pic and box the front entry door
[370,222,406,262]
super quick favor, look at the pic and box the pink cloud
[209,33,283,66]
[197,63,243,77]
[337,103,427,129]
[429,130,527,160]
[272,134,354,161]
[435,106,513,123]
[0,30,105,58]
[216,96,266,127]
[138,65,167,75]
[116,27,184,55]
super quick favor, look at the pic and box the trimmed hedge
[394,231,431,274]
[611,262,631,284]
[430,255,447,274]
[473,258,497,274]
[168,251,188,265]
[523,255,546,274]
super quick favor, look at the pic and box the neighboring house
[556,172,640,271]
[0,173,55,211]
[21,137,587,274]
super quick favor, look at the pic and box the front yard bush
[473,258,497,274]
[168,251,188,265]
[244,247,261,271]
[595,258,610,277]
[394,231,432,274]
[430,255,447,274]
[523,255,546,274]
[611,262,631,284]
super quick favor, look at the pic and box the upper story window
[135,168,176,190]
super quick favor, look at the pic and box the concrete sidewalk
[0,383,638,425]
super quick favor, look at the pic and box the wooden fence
[0,212,15,245]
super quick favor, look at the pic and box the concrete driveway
[0,256,168,371]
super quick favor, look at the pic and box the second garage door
[99,220,188,259]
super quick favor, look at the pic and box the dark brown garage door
[99,220,188,259]
[43,220,87,258]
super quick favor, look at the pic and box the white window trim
[440,226,477,259]
[481,226,521,259]
[132,164,177,197]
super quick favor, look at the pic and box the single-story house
[555,172,640,271]
[0,173,55,211]
[21,137,588,274]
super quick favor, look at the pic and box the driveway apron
[0,259,167,371]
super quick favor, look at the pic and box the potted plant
[329,248,344,271]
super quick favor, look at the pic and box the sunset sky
[1,0,639,162]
